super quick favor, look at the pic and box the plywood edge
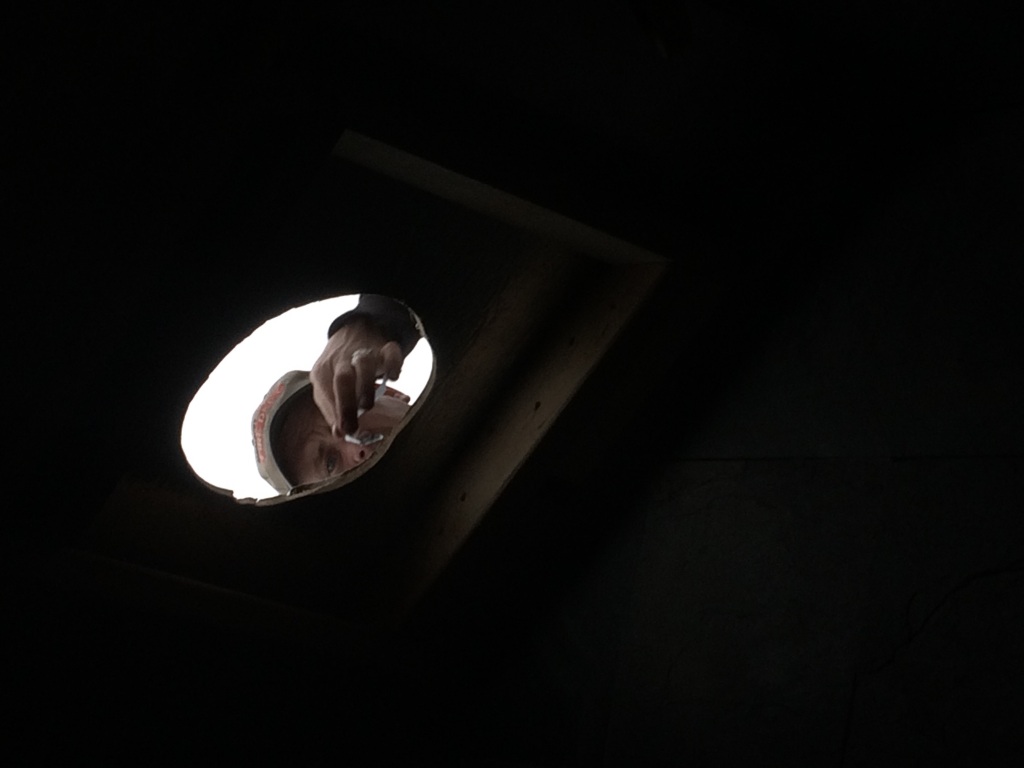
[333,131,668,266]
[388,260,667,621]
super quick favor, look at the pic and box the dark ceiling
[16,1,1020,483]
[9,3,1024,765]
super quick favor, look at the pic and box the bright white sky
[180,295,433,501]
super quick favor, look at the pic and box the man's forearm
[326,294,422,356]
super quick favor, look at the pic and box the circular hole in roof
[181,294,433,503]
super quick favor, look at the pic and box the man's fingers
[334,363,358,435]
[310,335,408,437]
[353,349,380,414]
[380,341,405,382]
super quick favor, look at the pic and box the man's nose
[340,441,371,468]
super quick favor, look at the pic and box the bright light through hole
[181,295,433,501]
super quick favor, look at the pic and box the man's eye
[325,454,337,474]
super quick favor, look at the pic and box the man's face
[275,387,411,489]
[276,389,375,487]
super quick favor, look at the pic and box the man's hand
[309,319,405,437]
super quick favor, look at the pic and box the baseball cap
[251,370,312,494]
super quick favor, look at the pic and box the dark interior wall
[396,105,1024,766]
[8,4,1024,766]
[454,458,1023,766]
